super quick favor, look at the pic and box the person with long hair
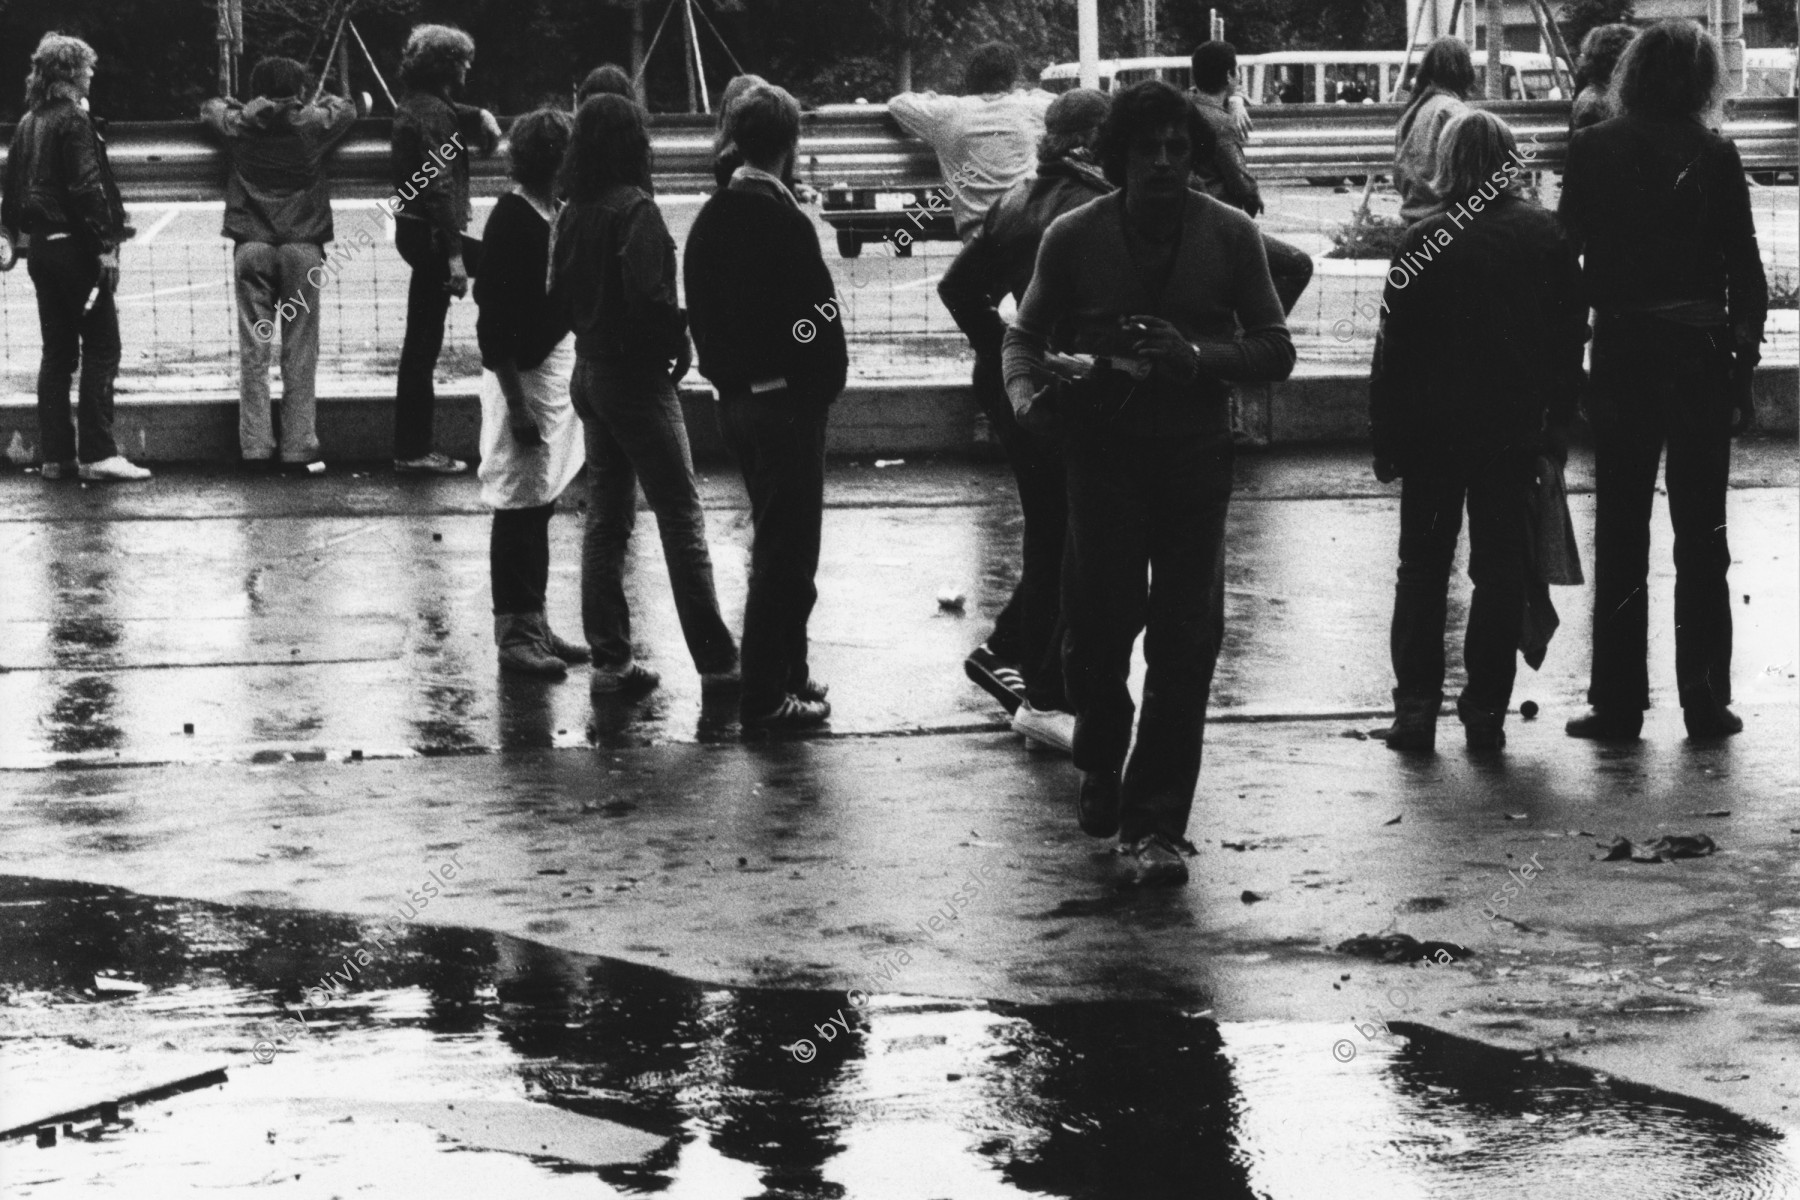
[388,23,501,475]
[1002,81,1294,886]
[1369,110,1587,753]
[474,107,586,677]
[1393,37,1476,223]
[0,34,149,481]
[550,95,739,697]
[1558,21,1766,741]
[1570,23,1637,131]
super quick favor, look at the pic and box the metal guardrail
[1,99,1793,203]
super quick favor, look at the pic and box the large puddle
[1,876,1794,1198]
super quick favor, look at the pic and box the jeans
[568,355,737,674]
[1587,313,1735,712]
[1261,232,1314,317]
[718,388,830,715]
[27,235,120,464]
[974,348,1068,710]
[490,503,555,615]
[394,218,452,460]
[235,241,323,462]
[1063,427,1233,843]
[1390,462,1532,715]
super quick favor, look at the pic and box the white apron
[477,336,582,509]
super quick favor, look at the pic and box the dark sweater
[1558,113,1766,340]
[200,95,356,246]
[549,184,688,367]
[1003,190,1294,437]
[474,192,569,373]
[683,176,848,397]
[1369,191,1587,474]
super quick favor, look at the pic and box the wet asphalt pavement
[0,444,1797,1197]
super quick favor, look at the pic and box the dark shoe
[964,643,1026,715]
[1076,769,1121,838]
[38,460,75,480]
[495,614,567,678]
[1376,689,1440,753]
[1121,833,1191,887]
[1458,700,1506,753]
[1565,707,1642,740]
[540,621,590,664]
[742,694,831,730]
[591,661,660,696]
[793,677,829,703]
[1683,704,1743,739]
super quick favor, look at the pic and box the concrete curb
[3,367,1795,464]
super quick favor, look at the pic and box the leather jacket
[1,92,129,249]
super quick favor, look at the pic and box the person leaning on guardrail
[685,83,845,730]
[388,23,502,476]
[1187,40,1313,316]
[1569,24,1636,132]
[936,87,1113,753]
[200,57,357,475]
[576,63,633,106]
[1002,81,1295,888]
[549,94,739,700]
[1557,20,1767,744]
[888,41,1055,241]
[1367,110,1587,755]
[1393,37,1475,225]
[0,33,149,482]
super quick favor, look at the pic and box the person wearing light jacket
[201,57,356,472]
[1393,38,1475,224]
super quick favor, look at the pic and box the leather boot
[1457,697,1506,752]
[539,616,591,664]
[495,613,567,678]
[1377,689,1440,752]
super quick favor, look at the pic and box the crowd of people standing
[0,18,1770,886]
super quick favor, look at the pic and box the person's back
[1569,84,1613,131]
[888,41,1053,238]
[978,158,1112,303]
[1559,113,1765,325]
[202,86,354,246]
[1394,90,1468,221]
[551,183,687,367]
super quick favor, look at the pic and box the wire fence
[0,185,1793,398]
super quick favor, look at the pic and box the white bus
[1041,49,1566,103]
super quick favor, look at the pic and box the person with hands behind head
[0,34,147,481]
[389,23,501,476]
[551,94,739,700]
[1557,20,1766,743]
[1002,80,1294,888]
[473,106,586,678]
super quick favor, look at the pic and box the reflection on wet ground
[2,876,1794,1198]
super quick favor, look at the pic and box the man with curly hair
[389,23,502,475]
[0,33,149,481]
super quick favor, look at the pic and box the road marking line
[136,207,184,246]
[114,281,222,303]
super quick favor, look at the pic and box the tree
[1559,0,1634,54]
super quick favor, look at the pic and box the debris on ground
[1241,890,1265,904]
[1383,814,1402,826]
[1600,834,1718,863]
[1334,933,1472,964]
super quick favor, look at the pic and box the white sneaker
[78,456,152,482]
[1012,703,1075,754]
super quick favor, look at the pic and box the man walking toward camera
[0,34,148,481]
[685,83,847,730]
[202,57,356,473]
[1003,81,1294,886]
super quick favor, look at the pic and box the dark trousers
[1261,233,1313,317]
[718,389,831,715]
[490,504,555,615]
[1063,428,1232,843]
[974,349,1069,711]
[568,355,737,674]
[1390,463,1531,715]
[28,236,121,464]
[394,218,452,460]
[1588,314,1735,712]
